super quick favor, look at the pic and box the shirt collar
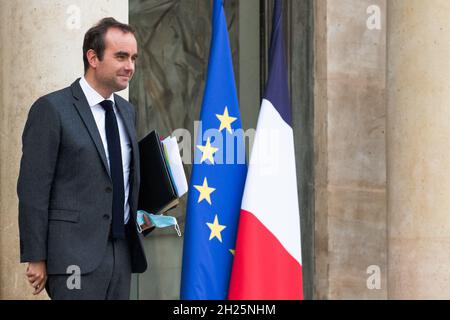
[79,76,115,108]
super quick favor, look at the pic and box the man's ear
[86,49,98,69]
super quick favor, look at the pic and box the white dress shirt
[79,77,131,224]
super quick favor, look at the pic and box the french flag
[228,0,303,300]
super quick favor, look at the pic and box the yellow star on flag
[197,137,219,164]
[216,106,237,133]
[193,177,216,205]
[206,214,226,243]
[229,249,235,256]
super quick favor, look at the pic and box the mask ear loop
[136,211,144,233]
[136,221,143,233]
[175,223,182,237]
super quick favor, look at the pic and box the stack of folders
[137,130,188,217]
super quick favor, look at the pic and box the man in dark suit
[17,17,148,299]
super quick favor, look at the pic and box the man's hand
[141,213,155,232]
[26,261,47,295]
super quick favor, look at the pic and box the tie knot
[100,100,114,112]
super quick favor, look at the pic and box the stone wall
[0,0,128,299]
[387,0,450,299]
[314,0,387,299]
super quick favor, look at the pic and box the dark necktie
[100,100,125,239]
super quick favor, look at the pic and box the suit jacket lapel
[70,79,111,178]
[114,94,139,184]
[114,95,139,220]
[114,96,137,153]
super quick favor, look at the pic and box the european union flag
[180,0,247,300]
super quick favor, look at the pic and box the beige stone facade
[386,0,450,299]
[314,0,387,299]
[0,0,128,300]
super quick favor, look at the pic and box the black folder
[137,130,179,214]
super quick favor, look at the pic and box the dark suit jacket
[17,79,147,275]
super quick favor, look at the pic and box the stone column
[387,0,450,299]
[0,0,128,299]
[314,0,387,299]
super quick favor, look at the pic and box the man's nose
[124,59,134,72]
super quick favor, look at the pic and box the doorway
[129,0,314,299]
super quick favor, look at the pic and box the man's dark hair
[83,17,136,73]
